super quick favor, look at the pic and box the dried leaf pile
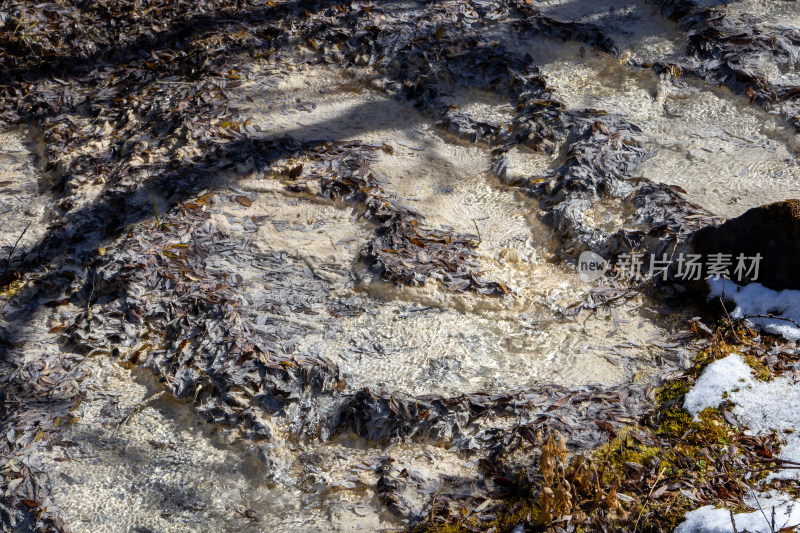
[288,141,510,295]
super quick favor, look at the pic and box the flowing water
[4,1,800,531]
[41,356,475,532]
[537,46,800,218]
[224,65,690,396]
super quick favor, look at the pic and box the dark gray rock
[692,200,800,291]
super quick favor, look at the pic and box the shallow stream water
[2,0,800,531]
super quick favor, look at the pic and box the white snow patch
[708,279,800,341]
[676,495,800,533]
[683,353,800,480]
[682,353,753,417]
[677,354,800,531]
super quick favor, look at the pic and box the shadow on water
[1,0,548,350]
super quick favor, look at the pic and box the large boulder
[692,200,800,292]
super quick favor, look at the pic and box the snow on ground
[708,279,800,341]
[677,352,800,532]
[684,353,800,481]
[676,495,800,533]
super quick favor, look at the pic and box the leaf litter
[1,0,799,531]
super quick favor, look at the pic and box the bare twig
[2,220,31,277]
[114,390,166,431]
[86,269,96,324]
[744,483,775,533]
[729,509,740,533]
[718,296,743,343]
[755,457,800,467]
[153,190,160,229]
[742,314,800,330]
[753,462,800,471]
[472,218,484,244]
[772,506,776,533]
[634,467,666,532]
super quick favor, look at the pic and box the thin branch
[2,221,32,277]
[744,483,775,533]
[472,217,485,245]
[718,296,743,343]
[742,314,800,330]
[729,509,740,533]
[634,467,666,532]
